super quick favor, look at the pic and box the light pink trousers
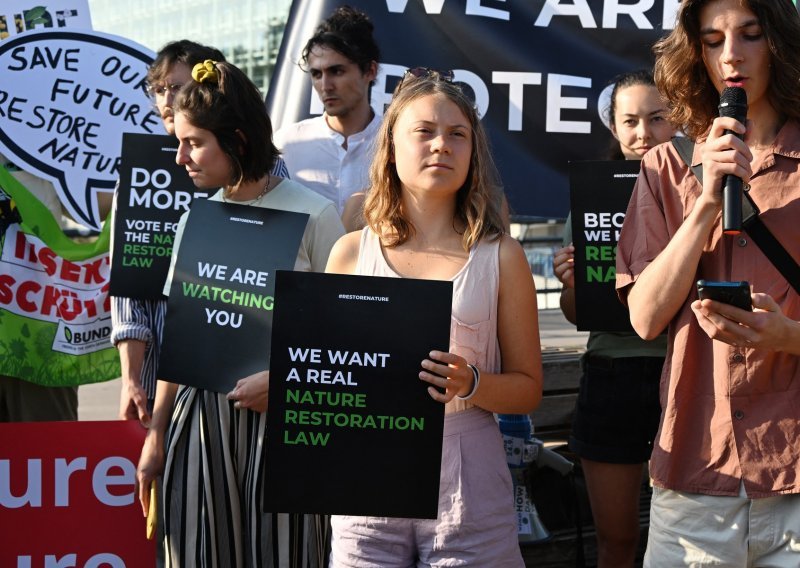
[330,407,524,567]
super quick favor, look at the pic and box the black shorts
[569,355,663,464]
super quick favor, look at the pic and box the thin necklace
[222,174,271,204]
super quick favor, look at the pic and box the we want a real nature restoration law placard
[265,271,453,519]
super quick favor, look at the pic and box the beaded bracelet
[456,364,481,400]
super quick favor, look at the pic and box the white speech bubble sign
[0,29,158,229]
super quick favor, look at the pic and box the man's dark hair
[147,40,226,86]
[300,6,380,75]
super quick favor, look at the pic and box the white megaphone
[529,437,574,476]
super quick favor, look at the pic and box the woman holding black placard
[324,69,543,566]
[552,70,676,568]
[135,59,344,567]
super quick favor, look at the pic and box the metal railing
[520,235,563,310]
[513,219,566,311]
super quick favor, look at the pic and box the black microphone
[718,86,747,235]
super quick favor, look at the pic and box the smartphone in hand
[696,280,752,311]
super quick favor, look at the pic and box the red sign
[0,420,154,567]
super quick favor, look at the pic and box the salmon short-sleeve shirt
[616,121,800,497]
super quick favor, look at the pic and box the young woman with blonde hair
[326,70,542,567]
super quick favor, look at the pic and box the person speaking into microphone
[615,0,800,566]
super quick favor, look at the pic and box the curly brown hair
[364,76,505,251]
[654,0,800,140]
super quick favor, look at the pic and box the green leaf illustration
[24,7,47,22]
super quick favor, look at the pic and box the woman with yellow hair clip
[136,60,344,567]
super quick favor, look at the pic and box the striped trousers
[163,387,328,567]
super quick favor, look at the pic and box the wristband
[457,364,480,400]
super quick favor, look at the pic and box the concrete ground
[78,376,123,421]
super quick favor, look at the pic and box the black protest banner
[569,160,639,331]
[264,271,452,519]
[158,199,309,394]
[109,133,212,300]
[268,0,683,219]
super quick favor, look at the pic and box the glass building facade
[88,0,292,94]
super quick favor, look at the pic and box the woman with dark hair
[553,69,676,568]
[325,70,542,566]
[113,41,263,430]
[136,60,344,567]
[603,70,673,160]
[616,1,800,565]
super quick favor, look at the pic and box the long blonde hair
[364,76,505,250]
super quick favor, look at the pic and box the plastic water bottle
[497,414,550,542]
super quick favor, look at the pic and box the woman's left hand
[420,350,475,404]
[227,370,269,413]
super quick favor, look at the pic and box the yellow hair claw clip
[192,60,219,84]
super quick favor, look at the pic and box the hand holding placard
[227,370,269,412]
[419,349,475,402]
[552,244,576,289]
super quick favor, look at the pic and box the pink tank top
[355,228,501,413]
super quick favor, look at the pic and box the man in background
[274,5,380,230]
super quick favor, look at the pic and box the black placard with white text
[109,133,213,300]
[264,271,452,519]
[158,199,309,393]
[569,160,639,332]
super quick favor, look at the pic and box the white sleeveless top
[355,228,502,413]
